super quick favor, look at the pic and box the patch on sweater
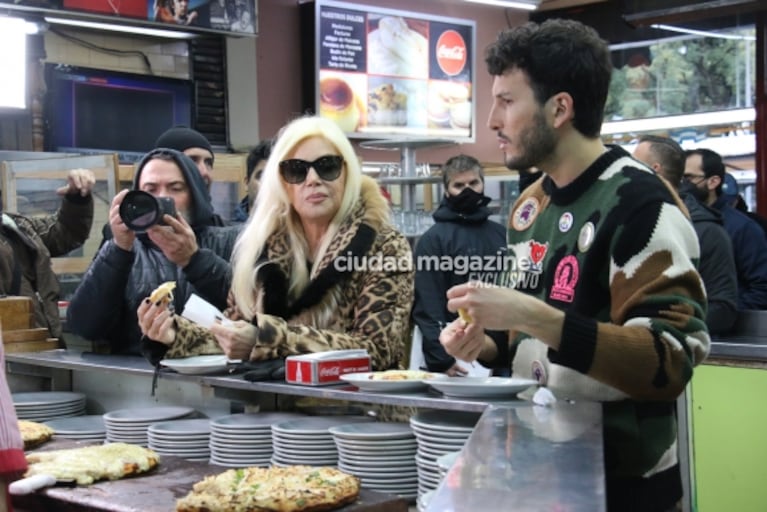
[512,197,539,231]
[549,255,579,303]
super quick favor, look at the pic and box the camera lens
[119,190,176,231]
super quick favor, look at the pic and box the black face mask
[445,187,490,214]
[679,181,708,204]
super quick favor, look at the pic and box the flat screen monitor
[304,0,476,142]
[44,64,193,163]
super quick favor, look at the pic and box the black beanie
[155,126,214,163]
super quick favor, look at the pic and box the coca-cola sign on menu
[436,30,467,76]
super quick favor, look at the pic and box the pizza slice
[18,420,54,450]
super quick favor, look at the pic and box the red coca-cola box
[285,349,371,386]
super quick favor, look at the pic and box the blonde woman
[138,116,413,370]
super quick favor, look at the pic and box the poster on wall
[313,0,475,142]
[55,0,257,35]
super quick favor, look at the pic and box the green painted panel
[691,364,767,512]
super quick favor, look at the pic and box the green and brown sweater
[505,146,709,511]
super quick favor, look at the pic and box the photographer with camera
[67,149,240,356]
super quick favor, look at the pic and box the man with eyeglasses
[634,135,737,334]
[685,148,767,310]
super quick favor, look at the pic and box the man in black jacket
[67,149,240,355]
[633,135,738,334]
[412,154,509,375]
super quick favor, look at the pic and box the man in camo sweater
[440,20,709,512]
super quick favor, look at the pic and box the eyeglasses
[279,155,344,184]
[683,173,708,184]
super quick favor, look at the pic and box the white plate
[340,372,442,392]
[329,422,414,440]
[425,377,538,398]
[160,355,230,375]
[103,406,195,423]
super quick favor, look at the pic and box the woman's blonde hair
[230,115,363,317]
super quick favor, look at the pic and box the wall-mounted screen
[305,0,476,142]
[44,64,192,163]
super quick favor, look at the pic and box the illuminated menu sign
[314,0,476,142]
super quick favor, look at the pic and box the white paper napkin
[181,294,232,329]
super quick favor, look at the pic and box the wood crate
[0,296,33,331]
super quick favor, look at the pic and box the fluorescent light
[44,16,198,39]
[651,24,756,41]
[602,108,755,135]
[0,16,27,109]
[464,0,540,10]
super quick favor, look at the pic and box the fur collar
[257,176,391,320]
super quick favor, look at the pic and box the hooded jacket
[142,176,414,371]
[67,149,240,355]
[0,194,93,339]
[683,194,738,334]
[412,197,509,372]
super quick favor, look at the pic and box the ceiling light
[464,0,540,10]
[44,16,198,39]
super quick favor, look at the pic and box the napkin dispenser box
[285,349,371,386]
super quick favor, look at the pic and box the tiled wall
[43,30,191,79]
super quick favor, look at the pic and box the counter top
[426,402,605,511]
[7,350,514,413]
[709,337,767,362]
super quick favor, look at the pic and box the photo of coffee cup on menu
[319,77,361,133]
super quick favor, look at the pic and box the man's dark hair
[685,148,725,195]
[442,154,483,188]
[484,19,612,138]
[638,135,685,188]
[246,139,272,181]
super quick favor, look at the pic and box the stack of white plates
[44,415,106,442]
[209,413,302,468]
[102,406,195,446]
[436,450,461,479]
[12,392,86,422]
[409,410,480,497]
[148,418,211,462]
[417,489,436,512]
[330,422,418,502]
[270,416,374,468]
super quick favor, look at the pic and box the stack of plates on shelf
[330,422,418,502]
[409,410,480,498]
[102,406,195,446]
[44,415,106,442]
[270,416,374,468]
[436,450,460,479]
[12,391,87,422]
[209,413,303,468]
[147,418,211,462]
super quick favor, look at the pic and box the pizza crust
[176,466,360,512]
[24,442,160,485]
[18,420,54,450]
[150,281,176,305]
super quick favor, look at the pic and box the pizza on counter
[176,465,361,512]
[18,420,54,450]
[24,442,160,485]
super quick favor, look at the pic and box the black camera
[119,190,177,231]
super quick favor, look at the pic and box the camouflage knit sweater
[504,146,709,510]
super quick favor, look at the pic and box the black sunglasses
[278,155,344,184]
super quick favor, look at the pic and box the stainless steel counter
[426,402,605,511]
[6,350,608,510]
[710,337,767,361]
[6,350,511,413]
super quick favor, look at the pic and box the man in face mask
[411,154,509,376]
[633,135,737,335]
[685,148,767,310]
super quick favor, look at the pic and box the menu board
[313,0,476,142]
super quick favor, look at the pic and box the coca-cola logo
[436,30,467,76]
[320,366,341,377]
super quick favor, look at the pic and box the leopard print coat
[157,176,414,370]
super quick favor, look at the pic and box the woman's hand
[137,298,176,345]
[210,320,258,360]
